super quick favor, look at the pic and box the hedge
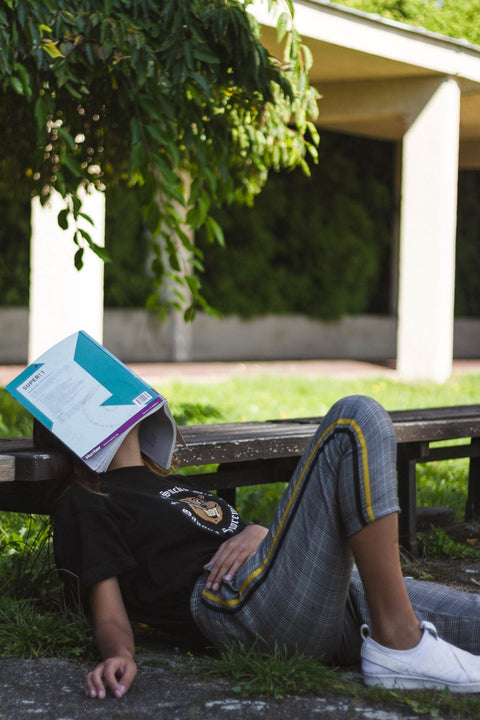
[1,131,480,318]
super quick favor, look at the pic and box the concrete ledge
[0,308,28,363]
[190,313,397,362]
[0,307,479,363]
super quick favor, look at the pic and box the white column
[29,189,105,361]
[397,77,460,383]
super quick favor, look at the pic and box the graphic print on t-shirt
[158,485,241,536]
[179,496,223,524]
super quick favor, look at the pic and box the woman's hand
[87,577,137,699]
[84,655,137,700]
[204,524,269,592]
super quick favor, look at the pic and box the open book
[6,331,177,473]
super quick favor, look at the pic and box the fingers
[85,665,108,700]
[206,549,243,591]
[204,525,268,592]
[84,657,137,700]
[204,540,240,591]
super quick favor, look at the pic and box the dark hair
[33,419,180,487]
[32,419,97,488]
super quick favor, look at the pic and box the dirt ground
[401,519,480,592]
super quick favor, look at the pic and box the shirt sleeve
[53,485,138,594]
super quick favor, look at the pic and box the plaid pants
[191,395,480,663]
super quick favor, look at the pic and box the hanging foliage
[0,0,319,318]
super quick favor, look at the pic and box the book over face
[6,331,177,473]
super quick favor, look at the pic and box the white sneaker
[361,621,480,693]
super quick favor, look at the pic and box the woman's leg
[191,394,480,692]
[192,395,400,660]
[340,568,480,664]
[350,513,421,650]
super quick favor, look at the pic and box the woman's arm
[204,524,269,592]
[85,577,137,700]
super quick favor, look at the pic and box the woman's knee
[328,395,393,434]
[330,394,382,415]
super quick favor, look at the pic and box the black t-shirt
[53,466,246,640]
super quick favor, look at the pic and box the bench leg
[397,444,421,557]
[465,437,480,521]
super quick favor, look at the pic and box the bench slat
[0,455,15,482]
[3,405,480,481]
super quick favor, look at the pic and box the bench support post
[465,437,480,521]
[397,443,424,556]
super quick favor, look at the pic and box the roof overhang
[252,0,480,154]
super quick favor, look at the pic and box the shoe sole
[364,674,480,694]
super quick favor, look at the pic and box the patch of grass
[197,642,480,718]
[172,402,224,426]
[417,459,468,520]
[0,388,33,437]
[198,642,340,699]
[237,483,288,526]
[419,526,480,559]
[0,514,95,660]
[0,515,57,600]
[0,597,95,660]
[161,372,480,425]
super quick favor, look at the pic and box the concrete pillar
[397,77,460,383]
[29,189,105,361]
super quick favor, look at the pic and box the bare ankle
[371,623,422,650]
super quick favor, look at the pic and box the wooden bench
[1,404,480,555]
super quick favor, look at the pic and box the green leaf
[34,95,52,135]
[193,49,220,64]
[146,202,160,234]
[74,247,84,269]
[76,227,92,244]
[145,123,166,144]
[8,76,24,95]
[57,209,69,230]
[130,117,142,146]
[41,39,64,59]
[90,243,110,263]
[184,305,196,322]
[276,12,289,43]
[61,154,83,178]
[204,215,225,247]
[13,62,32,99]
[78,211,94,226]
[130,142,147,174]
[72,195,82,217]
[191,72,212,98]
[64,82,83,99]
[57,127,76,151]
